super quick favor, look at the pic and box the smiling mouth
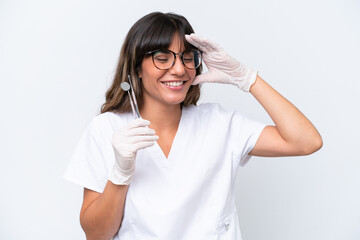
[161,81,185,87]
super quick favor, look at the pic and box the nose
[169,54,186,75]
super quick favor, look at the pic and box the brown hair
[100,12,202,114]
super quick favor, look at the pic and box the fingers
[185,34,223,53]
[126,126,156,136]
[130,134,159,143]
[185,34,202,49]
[118,118,154,135]
[133,141,157,151]
[125,135,158,152]
[126,118,151,129]
[112,134,158,156]
[122,138,157,155]
[114,118,159,150]
[192,74,207,85]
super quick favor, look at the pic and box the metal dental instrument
[127,75,141,117]
[120,75,141,118]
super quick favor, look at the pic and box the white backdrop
[0,0,359,239]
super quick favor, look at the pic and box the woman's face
[139,34,196,109]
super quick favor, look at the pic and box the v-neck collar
[154,107,187,161]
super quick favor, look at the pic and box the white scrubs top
[64,103,266,240]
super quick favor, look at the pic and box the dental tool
[120,75,141,118]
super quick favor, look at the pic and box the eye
[153,51,172,62]
[183,57,194,63]
[183,51,195,63]
[155,58,169,63]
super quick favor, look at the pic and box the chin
[164,96,186,105]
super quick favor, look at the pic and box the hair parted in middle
[100,12,202,114]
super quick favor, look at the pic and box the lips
[161,81,184,87]
[160,80,187,90]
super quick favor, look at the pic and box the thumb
[191,72,213,85]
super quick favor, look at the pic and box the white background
[0,0,359,239]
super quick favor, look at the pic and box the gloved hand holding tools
[109,118,159,185]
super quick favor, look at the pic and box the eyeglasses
[145,49,202,70]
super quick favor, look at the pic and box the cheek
[188,70,197,83]
[141,69,166,91]
[140,61,164,83]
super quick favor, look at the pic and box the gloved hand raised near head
[109,118,159,185]
[185,34,258,92]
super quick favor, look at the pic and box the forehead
[167,34,185,52]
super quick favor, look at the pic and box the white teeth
[163,81,184,87]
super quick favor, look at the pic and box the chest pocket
[216,208,242,240]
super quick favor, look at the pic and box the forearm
[250,75,322,154]
[80,181,129,240]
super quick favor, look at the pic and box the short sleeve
[228,109,266,167]
[63,117,112,193]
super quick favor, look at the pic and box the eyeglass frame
[144,49,203,70]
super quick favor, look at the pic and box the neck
[139,102,182,132]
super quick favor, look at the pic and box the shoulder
[87,111,133,137]
[186,102,233,114]
[184,102,236,124]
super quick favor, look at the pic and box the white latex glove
[109,118,159,185]
[185,34,258,92]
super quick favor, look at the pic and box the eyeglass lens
[152,50,201,70]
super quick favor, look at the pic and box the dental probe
[120,81,140,119]
[127,75,141,118]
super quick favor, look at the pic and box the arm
[249,75,322,156]
[80,181,128,240]
[185,34,322,157]
[80,118,158,239]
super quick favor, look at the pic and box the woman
[64,12,322,240]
